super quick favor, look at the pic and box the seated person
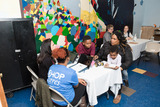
[78,35,95,57]
[47,48,87,107]
[103,24,114,43]
[94,31,133,104]
[123,25,133,40]
[104,45,121,70]
[37,39,55,81]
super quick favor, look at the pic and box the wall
[142,0,160,27]
[132,0,145,38]
[0,0,22,18]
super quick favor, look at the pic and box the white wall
[133,0,145,38]
[142,0,160,27]
[0,0,22,18]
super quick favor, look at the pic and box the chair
[27,66,81,106]
[49,87,81,107]
[26,66,39,101]
[137,42,160,65]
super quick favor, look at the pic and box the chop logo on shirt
[48,70,65,85]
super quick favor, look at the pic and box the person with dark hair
[103,24,114,44]
[94,30,133,104]
[37,39,56,81]
[123,25,133,40]
[78,35,95,57]
[104,45,121,70]
[47,48,88,107]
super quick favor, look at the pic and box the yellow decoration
[31,4,35,11]
[80,9,98,26]
[42,12,46,16]
[30,10,34,15]
[132,68,146,74]
[85,28,91,35]
[39,35,45,42]
[34,9,38,14]
[43,2,48,7]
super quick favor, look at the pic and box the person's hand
[78,79,87,86]
[126,37,130,40]
[104,63,109,67]
[120,67,123,71]
[93,55,99,60]
[114,66,119,70]
[127,37,132,40]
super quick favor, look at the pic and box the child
[78,35,95,57]
[104,45,121,70]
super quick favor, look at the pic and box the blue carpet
[6,55,160,107]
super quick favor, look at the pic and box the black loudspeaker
[0,18,38,93]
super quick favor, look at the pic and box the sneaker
[124,80,129,87]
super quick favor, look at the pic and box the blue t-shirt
[47,65,78,106]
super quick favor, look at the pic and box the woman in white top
[123,25,133,40]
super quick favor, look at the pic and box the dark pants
[53,83,86,107]
[71,83,86,106]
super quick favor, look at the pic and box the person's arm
[120,46,133,70]
[96,42,106,58]
[103,33,110,44]
[129,32,133,38]
[105,54,110,66]
[90,43,95,56]
[78,43,83,56]
[116,55,122,67]
[71,71,79,88]
[39,57,53,81]
[107,54,111,65]
[103,33,107,44]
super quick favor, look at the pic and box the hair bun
[57,48,66,59]
[52,48,59,58]
[52,48,67,59]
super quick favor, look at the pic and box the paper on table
[104,64,116,69]
[71,63,87,73]
[67,63,76,68]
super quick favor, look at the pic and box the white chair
[49,87,81,107]
[137,42,160,65]
[26,66,39,101]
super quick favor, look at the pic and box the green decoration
[59,19,63,24]
[76,26,79,31]
[48,14,54,20]
[67,34,74,42]
[41,24,46,29]
[64,18,68,21]
[26,16,31,18]
[52,20,57,25]
[96,12,103,22]
[40,4,42,8]
[51,35,59,44]
[48,0,51,3]
[40,17,44,21]
[71,39,80,48]
[69,24,74,28]
[35,34,42,53]
[62,27,69,36]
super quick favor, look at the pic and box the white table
[77,61,122,106]
[128,39,151,61]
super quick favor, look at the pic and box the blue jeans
[122,70,128,80]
